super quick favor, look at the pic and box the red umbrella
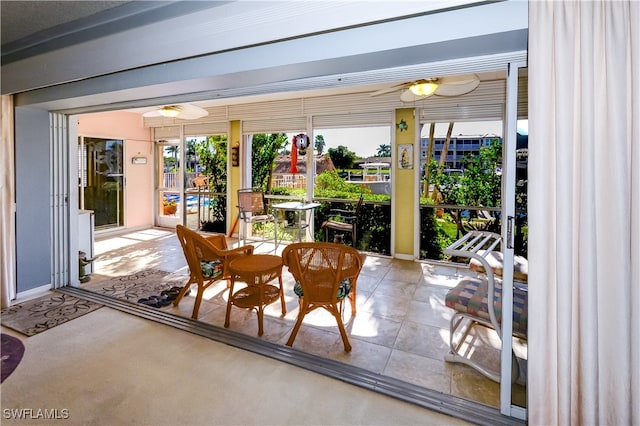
[290,140,298,174]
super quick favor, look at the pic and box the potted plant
[163,199,177,215]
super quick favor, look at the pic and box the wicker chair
[175,225,254,319]
[282,242,364,352]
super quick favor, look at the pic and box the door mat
[1,333,25,382]
[1,292,103,337]
[83,269,188,306]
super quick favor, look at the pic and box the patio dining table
[271,201,321,243]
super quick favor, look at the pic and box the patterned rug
[0,292,103,336]
[84,269,188,306]
[1,334,25,383]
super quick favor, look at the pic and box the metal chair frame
[321,194,364,246]
[443,231,527,383]
[237,188,278,248]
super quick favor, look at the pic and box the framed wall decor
[397,144,413,169]
[231,146,240,167]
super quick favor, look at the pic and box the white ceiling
[0,1,132,47]
[128,70,507,116]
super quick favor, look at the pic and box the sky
[303,120,528,159]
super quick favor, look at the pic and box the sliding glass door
[156,140,182,228]
[79,136,124,230]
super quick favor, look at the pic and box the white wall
[78,111,154,230]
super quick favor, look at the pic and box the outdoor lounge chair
[443,231,528,383]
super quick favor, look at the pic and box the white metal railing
[163,172,179,188]
[272,174,306,189]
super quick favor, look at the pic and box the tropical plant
[459,139,502,207]
[315,170,367,194]
[419,206,447,260]
[193,135,227,192]
[429,139,502,236]
[193,135,227,229]
[314,134,326,155]
[327,145,357,170]
[375,143,391,157]
[251,133,288,191]
[166,145,179,170]
[185,138,198,171]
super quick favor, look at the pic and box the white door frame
[155,135,184,229]
[500,60,527,419]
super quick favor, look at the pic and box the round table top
[229,254,282,275]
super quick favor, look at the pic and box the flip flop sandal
[161,288,180,301]
[156,295,172,307]
[165,286,189,300]
[170,286,189,296]
[138,297,158,307]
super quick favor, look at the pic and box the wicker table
[225,254,286,336]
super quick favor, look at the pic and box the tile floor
[1,308,472,426]
[87,227,527,409]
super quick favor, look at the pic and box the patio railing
[419,203,528,260]
[264,194,392,255]
[233,193,527,259]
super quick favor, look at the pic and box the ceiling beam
[9,1,527,112]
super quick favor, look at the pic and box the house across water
[272,155,336,189]
[347,162,391,194]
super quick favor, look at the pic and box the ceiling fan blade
[175,104,208,120]
[370,82,410,97]
[433,74,480,97]
[142,109,163,118]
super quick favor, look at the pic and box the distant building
[419,135,502,172]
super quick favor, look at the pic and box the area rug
[85,269,188,306]
[0,292,103,336]
[1,334,25,383]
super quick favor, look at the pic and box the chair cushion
[293,279,352,300]
[445,277,528,336]
[247,214,274,222]
[200,260,223,279]
[321,220,354,232]
[469,250,529,283]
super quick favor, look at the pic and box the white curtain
[528,1,639,425]
[1,95,16,307]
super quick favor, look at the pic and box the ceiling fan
[371,74,480,102]
[142,104,208,120]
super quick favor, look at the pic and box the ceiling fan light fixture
[409,82,438,97]
[159,106,181,118]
